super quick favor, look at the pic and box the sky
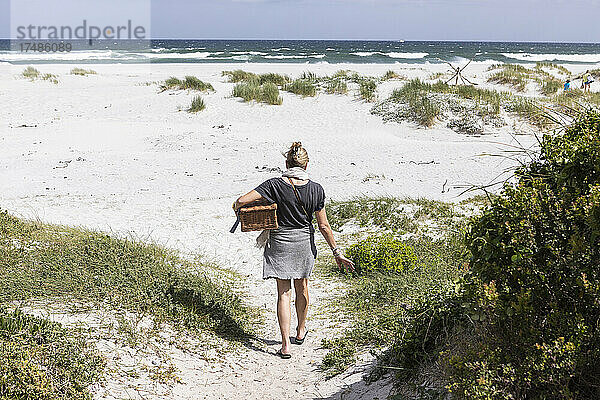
[1,0,599,42]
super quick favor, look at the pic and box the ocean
[1,40,600,65]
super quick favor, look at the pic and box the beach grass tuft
[22,66,40,79]
[232,81,283,105]
[70,67,97,76]
[358,79,377,102]
[284,79,317,97]
[160,76,214,92]
[326,79,348,95]
[222,69,259,83]
[382,70,402,81]
[187,95,206,112]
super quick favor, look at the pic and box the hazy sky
[1,0,599,42]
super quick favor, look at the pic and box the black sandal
[276,349,291,359]
[294,329,309,345]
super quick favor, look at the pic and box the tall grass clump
[284,79,317,97]
[233,81,282,105]
[381,70,401,81]
[326,79,348,95]
[222,69,258,83]
[346,234,417,275]
[70,67,96,76]
[187,95,206,112]
[22,66,40,79]
[487,66,529,91]
[181,76,214,91]
[358,79,377,102]
[0,210,260,340]
[535,62,570,75]
[0,308,104,399]
[160,76,214,92]
[258,72,290,86]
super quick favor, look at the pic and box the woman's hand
[335,254,355,273]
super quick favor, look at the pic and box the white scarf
[282,167,309,180]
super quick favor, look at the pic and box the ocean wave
[351,51,381,57]
[386,52,429,59]
[230,51,267,56]
[0,50,134,61]
[271,47,291,51]
[263,54,325,59]
[142,51,221,59]
[502,53,600,63]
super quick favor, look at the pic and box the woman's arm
[234,190,263,211]
[315,208,355,272]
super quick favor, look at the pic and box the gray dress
[254,178,325,280]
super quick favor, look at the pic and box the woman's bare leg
[294,278,309,340]
[276,279,292,354]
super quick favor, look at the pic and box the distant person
[583,70,594,93]
[564,79,571,91]
[234,142,354,359]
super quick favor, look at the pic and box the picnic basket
[238,201,278,232]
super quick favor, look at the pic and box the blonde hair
[285,142,309,169]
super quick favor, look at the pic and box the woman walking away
[234,142,354,359]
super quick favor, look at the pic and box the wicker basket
[238,202,278,232]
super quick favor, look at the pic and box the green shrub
[161,76,182,90]
[284,79,317,97]
[0,308,104,399]
[358,79,377,102]
[346,234,416,275]
[444,110,600,398]
[188,95,206,112]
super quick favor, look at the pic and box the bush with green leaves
[0,308,104,399]
[444,110,600,398]
[345,234,417,275]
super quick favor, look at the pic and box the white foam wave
[271,47,291,51]
[263,54,325,59]
[386,52,429,59]
[503,52,600,63]
[230,51,267,56]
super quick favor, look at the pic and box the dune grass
[487,64,530,92]
[160,76,214,92]
[358,79,377,102]
[22,66,40,79]
[70,67,96,76]
[222,70,290,86]
[535,62,570,75]
[232,81,283,105]
[22,66,59,84]
[381,70,402,81]
[325,79,348,95]
[283,79,317,97]
[0,307,104,399]
[318,196,485,377]
[187,95,206,112]
[0,210,260,341]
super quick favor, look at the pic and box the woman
[234,142,354,359]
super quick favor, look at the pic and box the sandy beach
[1,60,597,399]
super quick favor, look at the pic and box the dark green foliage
[0,211,259,341]
[0,308,104,400]
[445,110,600,398]
[346,234,417,275]
[222,70,290,86]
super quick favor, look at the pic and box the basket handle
[230,213,240,233]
